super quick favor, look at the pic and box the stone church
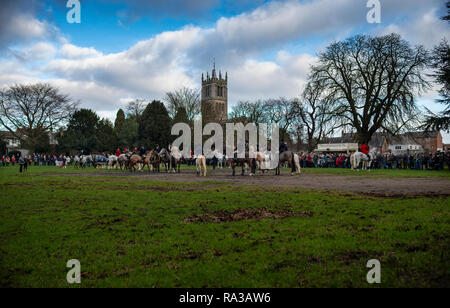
[201,65,228,125]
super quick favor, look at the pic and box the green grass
[300,166,450,178]
[0,166,449,287]
[1,163,449,178]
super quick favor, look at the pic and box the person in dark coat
[279,139,288,153]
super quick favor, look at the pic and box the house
[0,131,29,155]
[385,134,423,155]
[315,133,358,153]
[407,131,443,152]
[0,129,59,155]
[316,131,441,154]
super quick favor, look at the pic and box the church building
[201,65,228,125]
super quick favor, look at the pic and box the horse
[128,154,143,172]
[73,155,80,168]
[350,151,375,171]
[141,151,152,172]
[147,150,160,172]
[196,155,207,176]
[158,149,171,172]
[108,155,119,170]
[169,146,182,173]
[117,154,129,170]
[228,150,256,176]
[80,155,92,168]
[276,151,298,175]
[254,151,271,174]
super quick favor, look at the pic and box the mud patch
[184,208,314,223]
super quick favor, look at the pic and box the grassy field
[0,166,449,287]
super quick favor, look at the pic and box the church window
[217,86,223,97]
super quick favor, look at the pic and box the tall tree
[60,111,118,153]
[263,98,297,141]
[0,83,77,151]
[164,87,201,121]
[114,109,126,135]
[117,118,139,148]
[172,106,190,126]
[295,81,336,152]
[229,101,268,124]
[310,34,430,144]
[97,119,116,152]
[138,100,172,149]
[126,99,146,120]
[423,6,450,131]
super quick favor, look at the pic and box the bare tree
[263,98,297,140]
[164,87,201,121]
[0,83,77,150]
[310,34,430,144]
[229,100,268,124]
[126,99,147,120]
[294,81,337,152]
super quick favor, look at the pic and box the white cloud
[377,8,449,48]
[59,44,103,59]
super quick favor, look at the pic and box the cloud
[376,8,449,48]
[59,44,103,59]
[0,0,58,51]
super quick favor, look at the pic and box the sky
[0,0,449,141]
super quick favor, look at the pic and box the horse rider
[279,139,288,153]
[155,144,161,154]
[360,143,370,159]
[139,144,146,158]
[115,148,121,157]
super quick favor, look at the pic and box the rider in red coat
[115,148,120,157]
[360,144,369,155]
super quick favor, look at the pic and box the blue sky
[0,0,449,141]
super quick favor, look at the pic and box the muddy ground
[53,169,450,197]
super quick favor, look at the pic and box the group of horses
[72,148,375,176]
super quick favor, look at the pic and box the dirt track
[57,169,450,197]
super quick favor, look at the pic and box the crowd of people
[1,146,450,172]
[296,151,450,171]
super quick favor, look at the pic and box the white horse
[80,154,92,168]
[108,155,119,170]
[350,151,375,171]
[73,155,80,168]
[255,151,301,175]
[196,155,207,176]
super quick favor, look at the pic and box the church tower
[201,64,228,125]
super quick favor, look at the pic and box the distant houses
[0,130,58,155]
[316,131,444,154]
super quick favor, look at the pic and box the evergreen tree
[117,118,139,148]
[97,119,116,152]
[138,100,172,149]
[114,109,126,135]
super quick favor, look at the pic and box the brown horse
[228,156,256,176]
[276,151,297,175]
[129,154,143,172]
[149,150,161,172]
[142,151,153,172]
